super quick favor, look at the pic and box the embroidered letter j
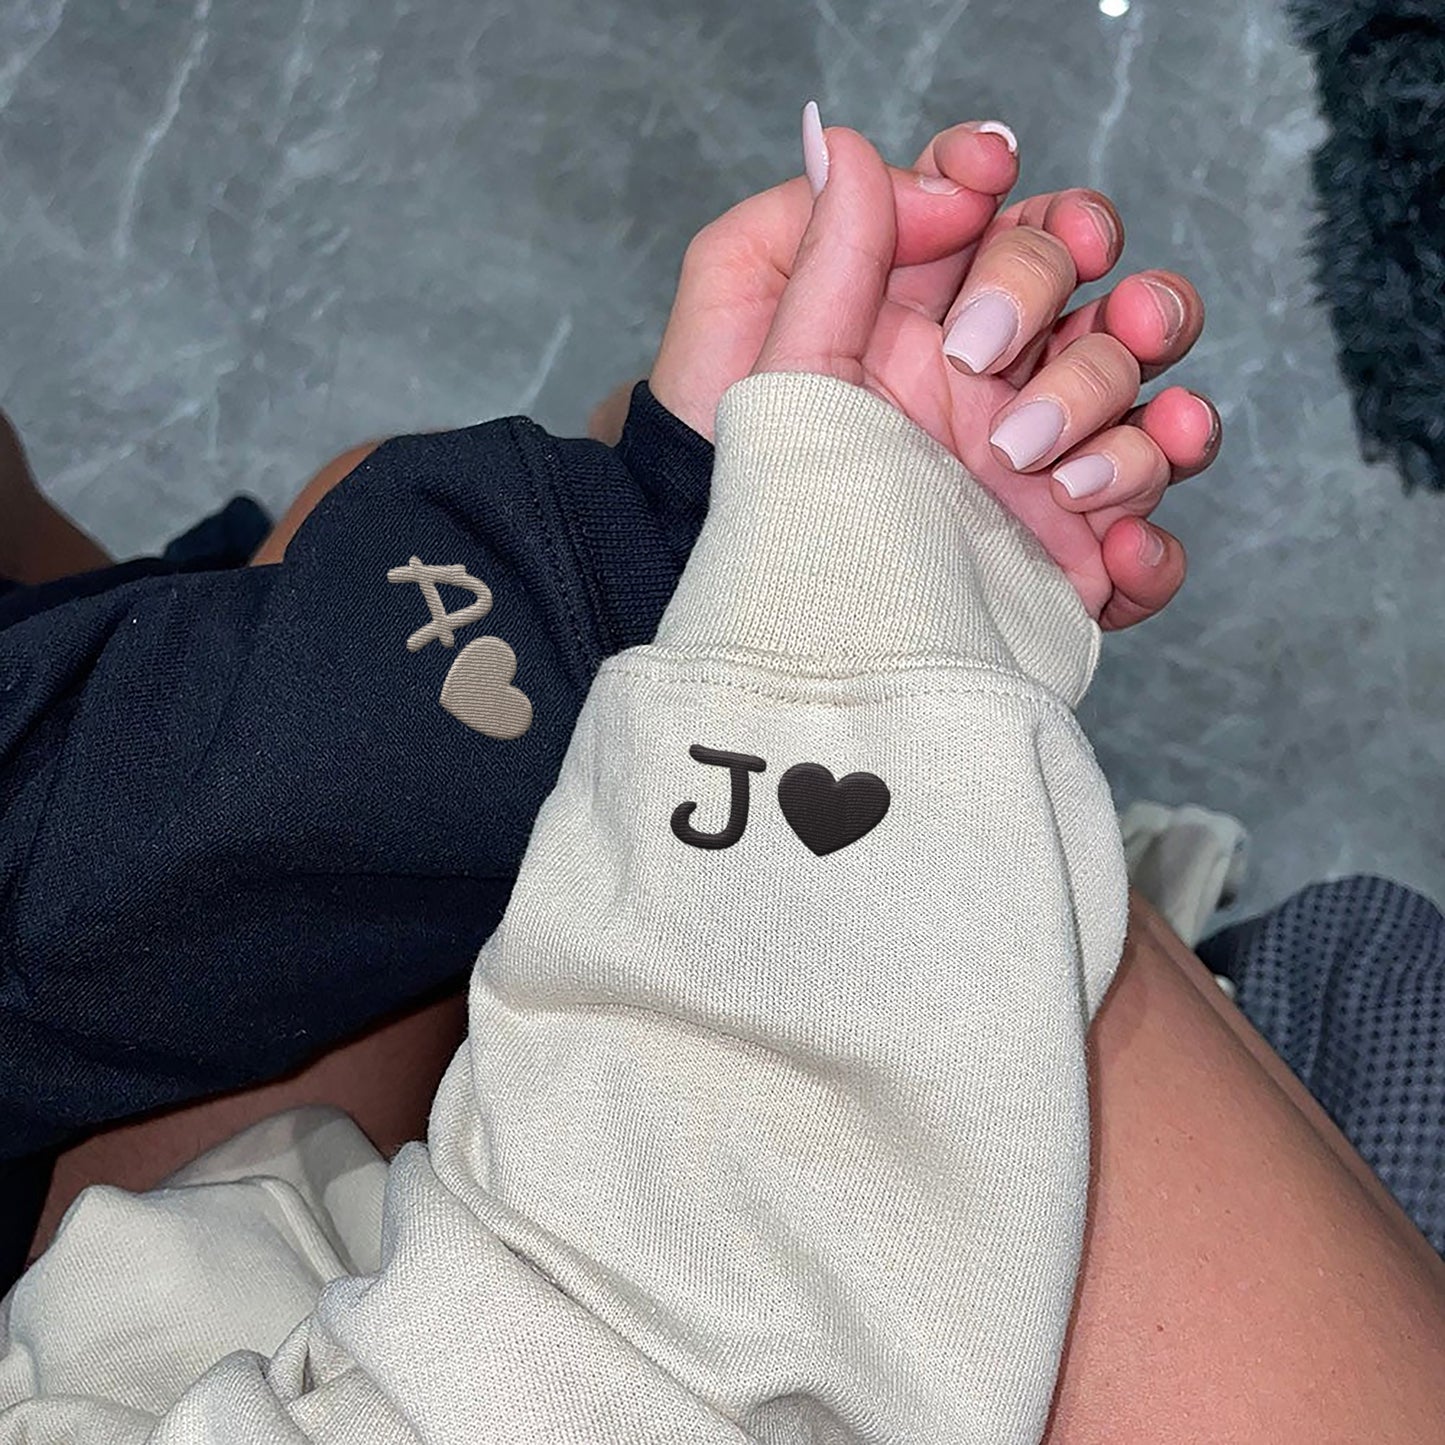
[671,745,767,850]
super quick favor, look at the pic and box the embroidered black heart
[776,763,890,856]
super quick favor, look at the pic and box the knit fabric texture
[0,374,1125,1443]
[1200,873,1445,1255]
[0,383,710,1165]
[0,381,712,1291]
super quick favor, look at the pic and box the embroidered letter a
[387,558,494,650]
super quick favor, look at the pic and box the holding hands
[650,107,1220,630]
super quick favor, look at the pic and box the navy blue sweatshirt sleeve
[0,385,712,1159]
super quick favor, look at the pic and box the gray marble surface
[2,0,1442,920]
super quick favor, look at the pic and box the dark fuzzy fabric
[1289,0,1445,491]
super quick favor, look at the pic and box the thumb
[750,106,897,385]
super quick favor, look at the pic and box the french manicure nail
[1080,199,1119,253]
[1137,524,1166,566]
[802,100,829,198]
[918,173,965,195]
[975,120,1018,154]
[1053,453,1116,499]
[990,399,1067,469]
[1144,279,1186,342]
[1190,390,1220,448]
[943,292,1020,373]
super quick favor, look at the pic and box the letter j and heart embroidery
[671,744,890,856]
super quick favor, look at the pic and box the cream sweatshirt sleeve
[0,372,1127,1445]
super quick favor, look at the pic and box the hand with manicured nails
[652,109,1219,630]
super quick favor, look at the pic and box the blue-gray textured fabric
[1200,875,1445,1255]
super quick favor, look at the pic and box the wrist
[655,372,1100,705]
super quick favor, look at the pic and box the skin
[1049,897,1445,1443]
[7,120,1216,623]
[649,120,1220,628]
[745,123,1445,1437]
[15,117,1443,1442]
[256,121,1220,635]
[0,412,110,582]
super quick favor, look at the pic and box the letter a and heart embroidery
[671,744,890,856]
[388,557,533,740]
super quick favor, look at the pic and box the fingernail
[1144,278,1186,342]
[1137,524,1166,567]
[989,398,1067,469]
[1053,453,1116,499]
[974,120,1018,154]
[918,172,965,195]
[943,292,1020,373]
[802,100,829,198]
[1080,199,1119,253]
[1190,390,1220,449]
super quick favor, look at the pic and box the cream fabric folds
[0,373,1126,1444]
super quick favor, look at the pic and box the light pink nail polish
[1190,391,1221,448]
[943,293,1019,373]
[989,399,1066,469]
[1053,453,1116,499]
[802,100,829,198]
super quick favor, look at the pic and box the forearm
[0,374,1128,1443]
[389,374,1126,1441]
[0,389,712,1157]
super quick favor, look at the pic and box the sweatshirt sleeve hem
[654,373,1102,708]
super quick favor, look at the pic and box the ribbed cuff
[615,382,713,563]
[653,373,1100,706]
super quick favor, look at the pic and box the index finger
[916,120,1021,197]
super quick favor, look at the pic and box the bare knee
[1045,899,1445,1442]
[251,440,384,565]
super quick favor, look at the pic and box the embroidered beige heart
[439,636,533,739]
